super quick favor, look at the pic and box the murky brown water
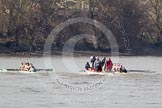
[0,56,161,108]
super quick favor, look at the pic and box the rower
[90,56,96,70]
[120,65,127,73]
[117,63,122,71]
[85,62,90,71]
[112,63,122,72]
[101,57,106,71]
[106,58,113,72]
[112,63,116,71]
[20,63,25,71]
[23,63,30,71]
[95,57,102,72]
[29,63,36,72]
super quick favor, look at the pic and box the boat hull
[86,70,127,75]
[0,69,53,73]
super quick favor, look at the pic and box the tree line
[0,0,161,53]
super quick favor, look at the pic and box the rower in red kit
[106,58,113,72]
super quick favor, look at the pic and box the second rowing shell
[0,70,37,74]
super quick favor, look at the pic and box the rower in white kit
[20,62,36,72]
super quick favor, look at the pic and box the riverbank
[0,50,162,57]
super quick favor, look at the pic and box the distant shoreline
[0,50,162,57]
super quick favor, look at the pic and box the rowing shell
[0,69,53,73]
[85,70,127,75]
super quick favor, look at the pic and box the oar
[79,69,156,73]
[80,70,86,72]
[6,69,21,71]
[0,69,20,72]
[127,70,156,73]
[36,69,53,71]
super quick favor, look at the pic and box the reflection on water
[0,56,162,108]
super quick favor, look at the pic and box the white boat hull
[86,70,127,75]
[0,69,53,73]
[0,70,36,74]
[18,71,37,74]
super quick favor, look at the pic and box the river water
[0,56,162,108]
